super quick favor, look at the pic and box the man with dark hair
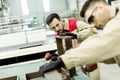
[46,13,60,25]
[39,1,120,78]
[45,13,97,39]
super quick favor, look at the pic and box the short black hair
[46,13,60,25]
[80,0,107,17]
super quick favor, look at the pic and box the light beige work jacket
[61,9,120,69]
[64,20,97,43]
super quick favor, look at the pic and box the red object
[74,43,97,72]
[56,19,77,36]
[84,63,97,72]
[68,19,77,32]
[45,52,52,60]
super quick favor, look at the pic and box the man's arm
[76,21,98,42]
[39,19,120,76]
[61,22,120,69]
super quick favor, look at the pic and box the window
[43,0,50,12]
[20,0,29,15]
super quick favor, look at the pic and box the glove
[45,52,59,61]
[82,63,97,72]
[60,32,77,39]
[45,52,52,60]
[51,54,59,61]
[39,58,65,77]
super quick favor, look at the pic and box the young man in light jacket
[42,13,100,79]
[45,13,97,43]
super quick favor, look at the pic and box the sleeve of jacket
[76,21,98,42]
[61,19,120,70]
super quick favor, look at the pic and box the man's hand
[39,58,65,77]
[60,32,77,39]
[45,52,52,60]
[45,52,59,61]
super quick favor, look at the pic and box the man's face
[49,18,64,34]
[85,4,110,29]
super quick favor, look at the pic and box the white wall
[27,0,44,15]
[50,0,67,12]
[0,29,47,48]
[111,0,120,7]
[6,0,22,16]
[69,0,77,10]
[5,0,68,16]
[68,0,87,11]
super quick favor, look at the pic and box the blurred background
[0,0,120,80]
[0,0,88,51]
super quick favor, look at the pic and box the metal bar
[44,36,77,80]
[56,36,76,77]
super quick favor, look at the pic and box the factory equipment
[0,0,10,18]
[0,43,57,80]
[0,14,47,52]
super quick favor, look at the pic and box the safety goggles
[87,7,97,24]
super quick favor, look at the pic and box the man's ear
[60,19,64,22]
[60,19,65,25]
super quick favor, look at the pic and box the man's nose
[91,23,96,27]
[55,27,59,31]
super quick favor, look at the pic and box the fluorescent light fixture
[43,0,50,12]
[20,0,29,15]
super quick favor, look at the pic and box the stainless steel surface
[0,59,90,80]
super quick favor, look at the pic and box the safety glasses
[87,7,97,24]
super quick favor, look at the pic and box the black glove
[60,32,77,39]
[51,54,59,61]
[45,52,59,61]
[39,58,65,77]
